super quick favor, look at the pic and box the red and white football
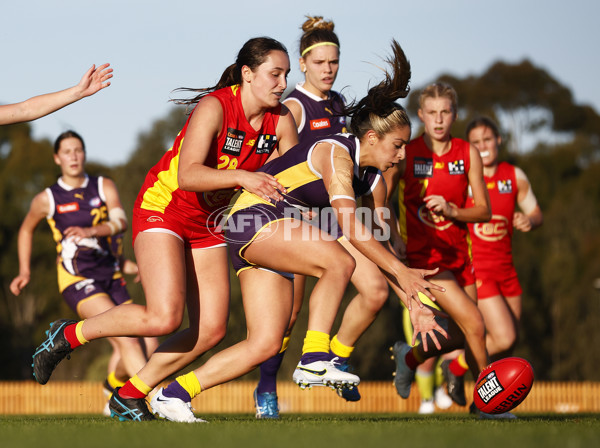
[473,357,534,414]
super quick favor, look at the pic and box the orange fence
[1,381,598,415]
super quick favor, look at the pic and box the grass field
[1,413,599,448]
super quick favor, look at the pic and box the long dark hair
[54,130,85,154]
[172,37,288,106]
[342,40,411,138]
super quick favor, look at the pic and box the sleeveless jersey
[230,133,381,227]
[284,83,347,142]
[398,135,472,271]
[46,175,119,283]
[135,85,282,230]
[468,161,518,274]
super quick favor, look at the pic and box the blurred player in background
[467,116,542,360]
[10,130,152,412]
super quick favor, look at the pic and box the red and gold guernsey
[468,161,517,275]
[398,135,471,271]
[135,85,281,233]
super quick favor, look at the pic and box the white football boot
[293,357,360,390]
[150,388,207,423]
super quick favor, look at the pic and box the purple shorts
[62,276,131,316]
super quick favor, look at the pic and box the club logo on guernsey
[498,179,513,194]
[256,134,277,154]
[89,197,102,207]
[476,370,504,404]
[413,157,433,178]
[473,215,509,242]
[309,118,331,131]
[222,128,246,156]
[57,202,79,214]
[448,160,465,175]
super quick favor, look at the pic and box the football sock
[162,379,192,403]
[449,353,469,376]
[405,347,424,371]
[119,375,152,399]
[257,337,290,394]
[172,371,203,401]
[434,358,445,388]
[329,334,354,363]
[107,371,125,390]
[300,330,330,363]
[63,321,88,349]
[415,369,434,401]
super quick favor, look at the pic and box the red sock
[449,357,468,376]
[405,349,420,370]
[63,323,83,349]
[118,381,147,399]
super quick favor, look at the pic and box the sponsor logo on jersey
[473,215,509,241]
[497,179,513,194]
[256,134,277,155]
[57,202,80,214]
[146,216,164,222]
[413,157,433,178]
[476,370,504,404]
[74,193,84,200]
[310,118,331,130]
[89,197,102,207]
[222,128,246,156]
[448,159,465,175]
[434,162,445,170]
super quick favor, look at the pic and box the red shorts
[409,259,476,288]
[475,266,522,299]
[133,206,226,249]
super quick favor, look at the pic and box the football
[473,357,534,414]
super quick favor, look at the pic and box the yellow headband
[301,42,339,57]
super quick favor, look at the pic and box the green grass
[1,414,599,448]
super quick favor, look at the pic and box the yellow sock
[129,374,152,396]
[176,371,203,400]
[330,335,354,359]
[107,371,125,390]
[279,336,291,354]
[415,370,434,401]
[457,353,469,370]
[75,321,89,345]
[434,358,445,388]
[301,330,330,355]
[412,346,425,364]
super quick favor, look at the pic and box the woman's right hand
[238,170,287,202]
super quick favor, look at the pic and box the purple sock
[162,381,192,403]
[329,351,349,364]
[257,351,285,394]
[300,351,331,365]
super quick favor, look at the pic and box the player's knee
[362,280,389,311]
[328,251,356,281]
[146,312,183,335]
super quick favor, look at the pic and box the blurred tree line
[1,59,598,384]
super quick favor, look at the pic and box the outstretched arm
[0,63,113,125]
